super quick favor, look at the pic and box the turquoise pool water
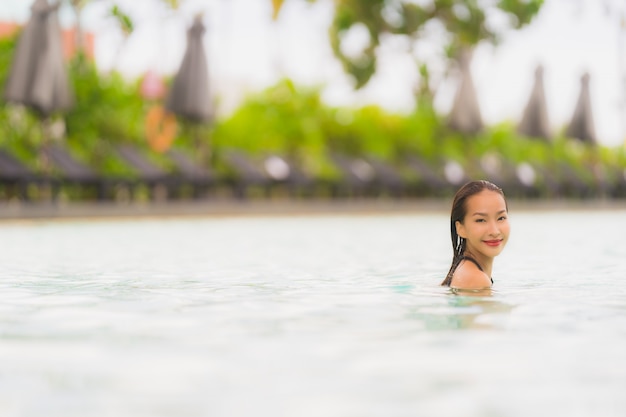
[1,210,625,417]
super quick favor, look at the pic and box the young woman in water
[441,180,510,290]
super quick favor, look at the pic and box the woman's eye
[475,219,485,223]
[498,216,507,221]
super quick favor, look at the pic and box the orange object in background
[146,105,178,153]
[0,21,95,60]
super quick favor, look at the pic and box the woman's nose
[488,221,500,235]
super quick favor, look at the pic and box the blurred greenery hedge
[1,32,625,187]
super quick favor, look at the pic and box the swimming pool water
[0,210,625,417]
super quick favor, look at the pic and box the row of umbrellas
[449,50,597,144]
[3,0,211,142]
[2,0,597,151]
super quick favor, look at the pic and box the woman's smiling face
[455,189,510,260]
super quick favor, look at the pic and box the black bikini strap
[460,256,483,272]
[460,256,494,284]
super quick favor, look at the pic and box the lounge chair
[221,150,273,199]
[405,155,464,197]
[261,154,319,198]
[606,165,626,198]
[364,155,407,197]
[405,155,449,195]
[328,153,376,197]
[115,144,174,200]
[166,148,215,198]
[0,148,47,200]
[41,144,109,200]
[476,153,540,198]
[585,162,614,199]
[555,161,594,198]
[511,162,545,198]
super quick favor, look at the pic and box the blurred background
[1,0,625,204]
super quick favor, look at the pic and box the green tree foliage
[2,26,622,198]
[213,79,332,174]
[0,35,47,165]
[66,54,197,177]
[0,35,15,105]
[327,0,544,90]
[109,5,134,35]
[65,55,144,143]
[212,78,618,185]
[213,79,442,168]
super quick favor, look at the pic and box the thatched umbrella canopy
[448,49,483,135]
[164,14,212,163]
[518,65,551,140]
[3,0,73,117]
[165,15,212,123]
[565,72,597,145]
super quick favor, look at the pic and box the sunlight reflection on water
[0,211,625,417]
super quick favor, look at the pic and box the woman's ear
[455,220,466,239]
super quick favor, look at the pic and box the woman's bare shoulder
[450,261,492,290]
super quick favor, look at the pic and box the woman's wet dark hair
[441,180,507,286]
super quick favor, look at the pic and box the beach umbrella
[565,73,597,145]
[518,65,551,140]
[448,49,483,135]
[165,15,212,123]
[164,14,212,164]
[3,0,73,117]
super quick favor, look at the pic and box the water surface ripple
[1,211,625,417]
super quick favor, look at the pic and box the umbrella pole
[194,124,211,167]
[39,117,52,172]
[37,116,56,201]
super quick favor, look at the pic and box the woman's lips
[483,239,503,247]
